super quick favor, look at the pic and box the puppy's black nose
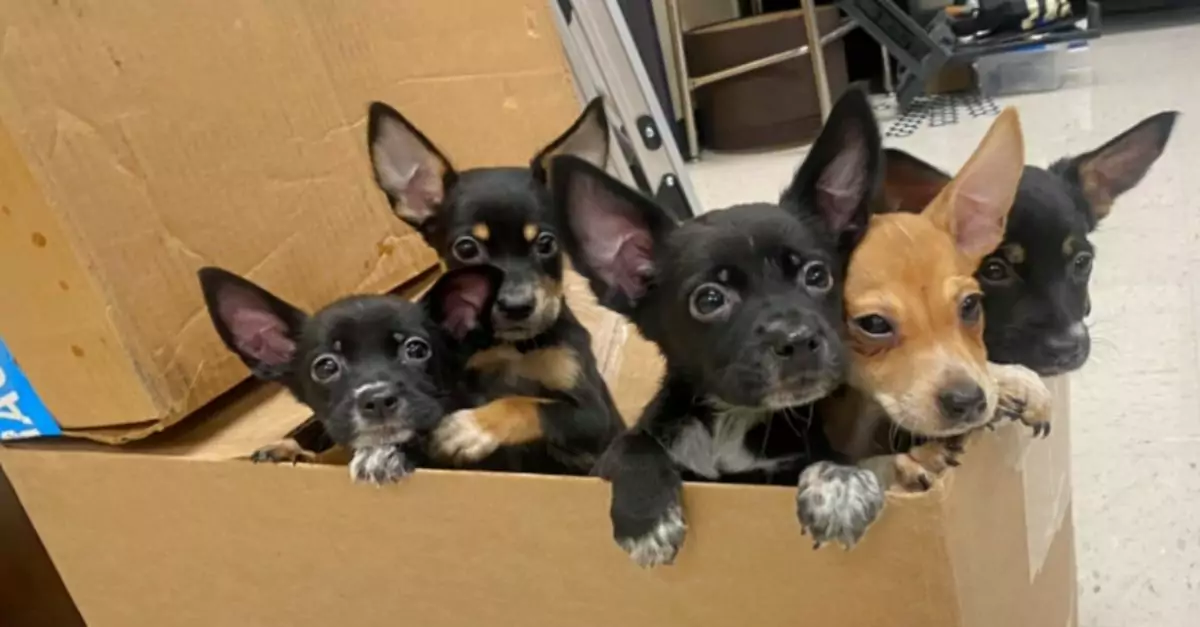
[768,325,821,358]
[496,296,535,321]
[1045,323,1088,356]
[357,385,402,421]
[937,383,987,422]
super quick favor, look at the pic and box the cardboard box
[0,466,85,627]
[1,354,1077,627]
[0,0,582,442]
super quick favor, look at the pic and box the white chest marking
[668,407,797,478]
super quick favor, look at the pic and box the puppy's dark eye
[452,236,484,263]
[403,337,431,363]
[1071,252,1094,280]
[854,315,894,338]
[980,258,1012,283]
[534,232,558,258]
[959,293,984,324]
[310,355,342,383]
[690,283,731,322]
[802,261,832,293]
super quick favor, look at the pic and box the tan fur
[472,223,491,241]
[470,396,547,444]
[1061,235,1078,258]
[843,108,1025,438]
[466,344,581,392]
[524,223,539,242]
[1002,243,1025,265]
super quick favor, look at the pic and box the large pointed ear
[422,265,505,342]
[924,107,1025,262]
[367,101,457,229]
[1053,111,1178,224]
[531,96,610,183]
[198,267,308,381]
[780,88,882,249]
[881,148,952,213]
[551,155,674,315]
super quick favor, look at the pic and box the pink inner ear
[405,164,444,221]
[816,137,867,232]
[953,195,1005,257]
[440,273,490,340]
[219,288,296,367]
[568,175,654,302]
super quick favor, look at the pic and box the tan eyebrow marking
[472,223,490,241]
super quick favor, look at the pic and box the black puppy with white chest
[883,111,1177,375]
[552,90,883,566]
[199,265,503,483]
[366,98,623,473]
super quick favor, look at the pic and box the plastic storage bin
[974,43,1067,96]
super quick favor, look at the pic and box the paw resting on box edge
[796,461,885,550]
[349,445,414,485]
[615,505,687,568]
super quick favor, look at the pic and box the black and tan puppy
[366,99,623,473]
[882,111,1178,375]
[199,265,503,483]
[551,90,883,566]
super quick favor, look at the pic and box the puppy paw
[991,363,1052,438]
[796,461,885,550]
[250,439,317,465]
[616,505,687,568]
[432,409,501,463]
[894,437,964,492]
[349,445,414,485]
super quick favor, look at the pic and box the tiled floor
[687,19,1199,627]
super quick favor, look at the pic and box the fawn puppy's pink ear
[924,107,1025,262]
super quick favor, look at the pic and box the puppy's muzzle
[355,382,405,422]
[936,380,988,425]
[1041,322,1089,372]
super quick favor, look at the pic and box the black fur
[552,89,882,566]
[883,111,1177,375]
[198,265,503,481]
[366,98,623,474]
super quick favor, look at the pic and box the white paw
[349,446,413,484]
[796,461,885,550]
[616,505,687,568]
[432,409,500,462]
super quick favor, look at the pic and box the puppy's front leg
[597,430,686,567]
[859,435,966,494]
[988,363,1053,437]
[250,438,318,465]
[432,396,548,463]
[796,461,885,550]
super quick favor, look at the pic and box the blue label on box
[0,338,61,440]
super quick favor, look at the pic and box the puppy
[198,265,503,483]
[882,111,1178,375]
[551,89,883,567]
[808,109,1053,549]
[366,98,624,473]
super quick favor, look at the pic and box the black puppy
[551,90,884,566]
[199,265,503,483]
[366,98,623,473]
[883,111,1177,375]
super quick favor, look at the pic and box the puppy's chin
[872,393,989,438]
[709,377,840,412]
[761,379,841,410]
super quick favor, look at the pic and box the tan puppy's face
[846,108,1026,437]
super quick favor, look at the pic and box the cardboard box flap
[0,0,583,441]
